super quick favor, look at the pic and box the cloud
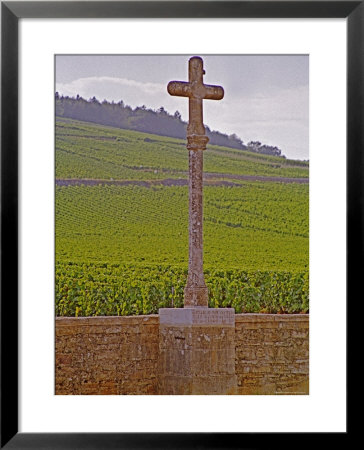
[206,85,309,159]
[57,76,165,97]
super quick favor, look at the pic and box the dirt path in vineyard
[56,172,308,188]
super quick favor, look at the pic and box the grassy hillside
[56,117,309,180]
[55,117,309,316]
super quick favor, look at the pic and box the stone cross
[167,56,224,307]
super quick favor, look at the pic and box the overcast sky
[56,55,308,160]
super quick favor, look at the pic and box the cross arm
[203,84,224,100]
[167,81,191,97]
[168,80,224,101]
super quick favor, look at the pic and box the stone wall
[235,314,309,394]
[55,313,309,395]
[55,315,159,394]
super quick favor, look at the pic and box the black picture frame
[1,1,357,448]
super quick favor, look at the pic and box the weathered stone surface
[168,56,224,307]
[55,313,309,395]
[167,57,224,137]
[55,315,159,395]
[235,314,309,395]
[159,307,235,326]
[158,308,237,394]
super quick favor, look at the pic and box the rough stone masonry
[55,314,309,395]
[158,56,237,394]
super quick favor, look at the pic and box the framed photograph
[2,1,358,447]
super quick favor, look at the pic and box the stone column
[184,135,209,308]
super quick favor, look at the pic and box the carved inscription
[192,309,235,325]
[159,308,235,326]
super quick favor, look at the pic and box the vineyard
[55,117,309,316]
[56,117,309,180]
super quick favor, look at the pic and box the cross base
[184,286,209,308]
[158,307,237,395]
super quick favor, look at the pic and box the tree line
[55,93,285,157]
